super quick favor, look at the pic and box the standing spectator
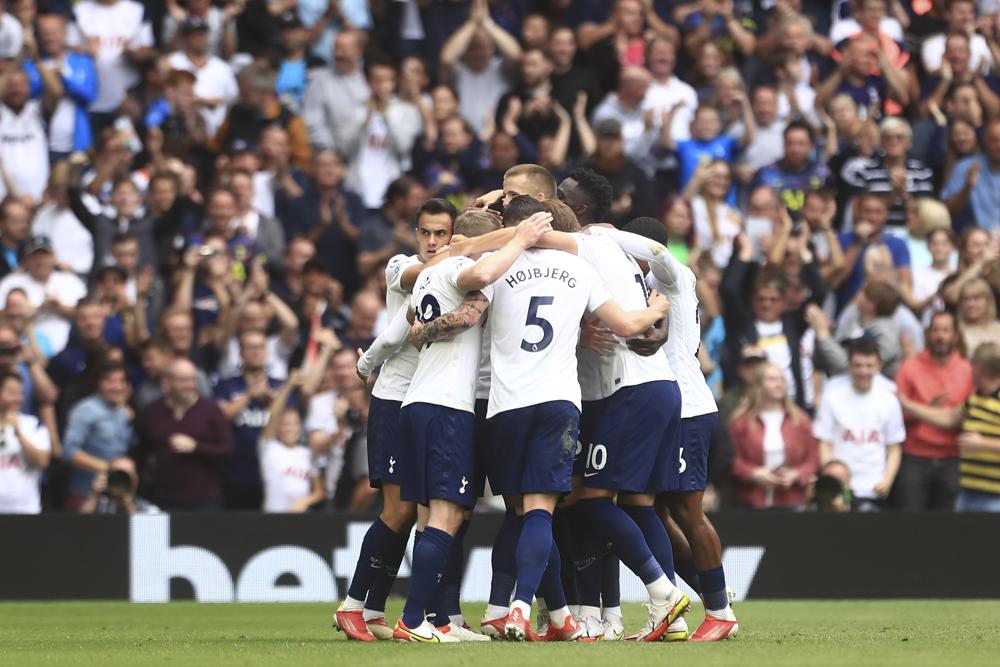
[956,277,1000,357]
[815,36,909,120]
[162,0,238,60]
[814,339,905,511]
[685,159,743,268]
[833,192,911,310]
[338,290,381,351]
[60,363,132,511]
[0,0,23,60]
[439,0,522,134]
[303,29,369,152]
[68,175,158,272]
[23,10,98,162]
[842,118,934,229]
[270,236,316,305]
[0,69,49,203]
[342,58,421,211]
[0,372,51,514]
[0,236,86,354]
[167,17,238,138]
[907,226,956,319]
[356,176,425,278]
[591,65,654,164]
[893,311,972,510]
[69,0,154,131]
[548,26,601,123]
[274,11,321,113]
[136,358,234,510]
[643,37,697,149]
[898,342,1000,512]
[942,118,1000,231]
[584,118,656,226]
[229,169,287,261]
[920,0,992,74]
[729,362,818,510]
[31,163,94,277]
[215,329,285,510]
[731,85,787,188]
[145,69,208,164]
[752,121,830,215]
[47,297,114,422]
[258,369,324,513]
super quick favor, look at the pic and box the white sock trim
[342,596,365,612]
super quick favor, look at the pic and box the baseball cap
[595,118,623,138]
[23,236,53,255]
[740,345,768,363]
[180,17,210,35]
[229,138,259,155]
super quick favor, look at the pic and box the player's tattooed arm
[410,292,489,348]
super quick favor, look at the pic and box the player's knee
[380,501,417,533]
[428,501,466,534]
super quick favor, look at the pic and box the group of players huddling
[333,163,738,643]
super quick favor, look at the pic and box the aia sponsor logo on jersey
[840,428,882,444]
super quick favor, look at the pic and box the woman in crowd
[957,278,1000,357]
[729,362,818,510]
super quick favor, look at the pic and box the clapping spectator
[730,362,818,509]
[356,176,425,278]
[167,17,238,138]
[0,70,49,203]
[585,118,656,226]
[685,159,743,268]
[135,358,234,511]
[942,118,1000,231]
[0,196,29,279]
[258,369,324,513]
[31,163,94,277]
[162,0,238,59]
[304,29,369,152]
[0,371,51,514]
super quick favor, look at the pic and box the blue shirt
[61,395,133,495]
[941,154,1000,233]
[835,232,911,311]
[676,136,740,205]
[214,376,284,487]
[276,60,307,110]
[752,161,831,213]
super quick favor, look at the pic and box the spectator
[592,65,653,164]
[899,342,1000,512]
[811,282,906,378]
[680,0,758,62]
[0,196,29,279]
[31,163,94,277]
[47,297,114,421]
[0,236,86,353]
[134,337,211,409]
[274,12,322,114]
[919,32,1000,126]
[24,11,99,162]
[339,290,381,352]
[78,456,154,514]
[833,192,911,310]
[942,118,1000,231]
[732,85,786,187]
[814,338,905,511]
[664,101,755,201]
[439,0,522,134]
[0,372,51,514]
[270,236,316,306]
[752,121,830,215]
[816,35,909,120]
[167,17,238,138]
[258,369,324,512]
[304,29,369,152]
[60,363,132,511]
[578,0,678,92]
[136,358,234,511]
[69,0,154,131]
[729,362,819,510]
[229,169,287,261]
[585,118,656,226]
[921,0,992,74]
[0,318,57,416]
[356,176,425,278]
[643,37,697,151]
[548,26,601,124]
[893,311,971,510]
[162,0,238,59]
[0,70,49,203]
[145,69,208,164]
[907,225,956,319]
[68,175,158,272]
[684,159,743,268]
[956,277,1000,356]
[342,58,421,211]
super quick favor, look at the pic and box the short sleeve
[24,416,51,452]
[812,392,836,442]
[883,394,907,446]
[132,12,155,49]
[385,254,414,293]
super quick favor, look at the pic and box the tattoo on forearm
[422,294,488,344]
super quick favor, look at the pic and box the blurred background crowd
[0,0,999,516]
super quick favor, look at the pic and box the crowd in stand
[0,0,999,515]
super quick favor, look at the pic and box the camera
[105,470,133,498]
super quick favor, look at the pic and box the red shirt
[729,409,819,509]
[895,350,974,458]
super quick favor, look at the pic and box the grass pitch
[1,600,998,667]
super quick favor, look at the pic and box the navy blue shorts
[367,397,403,488]
[398,403,477,508]
[488,401,580,496]
[574,399,608,477]
[473,398,492,497]
[673,412,719,493]
[582,381,682,494]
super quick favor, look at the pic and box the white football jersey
[574,233,675,397]
[372,254,421,402]
[487,249,611,418]
[648,265,718,418]
[590,227,716,418]
[403,257,493,413]
[475,314,492,401]
[578,343,603,402]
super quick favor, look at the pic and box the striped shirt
[960,389,1000,496]
[841,155,935,228]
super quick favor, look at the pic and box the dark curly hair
[566,167,613,222]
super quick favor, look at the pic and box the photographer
[78,456,157,514]
[61,363,133,511]
[0,372,51,514]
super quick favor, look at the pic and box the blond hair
[730,362,803,427]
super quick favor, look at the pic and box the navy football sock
[576,498,664,586]
[401,526,451,629]
[488,509,519,607]
[569,504,604,607]
[601,554,621,608]
[622,504,676,584]
[438,520,469,622]
[536,542,567,611]
[700,566,729,612]
[552,507,579,606]
[347,519,402,603]
[513,509,554,605]
[363,529,408,613]
[675,557,702,595]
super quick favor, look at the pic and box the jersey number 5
[520,296,554,352]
